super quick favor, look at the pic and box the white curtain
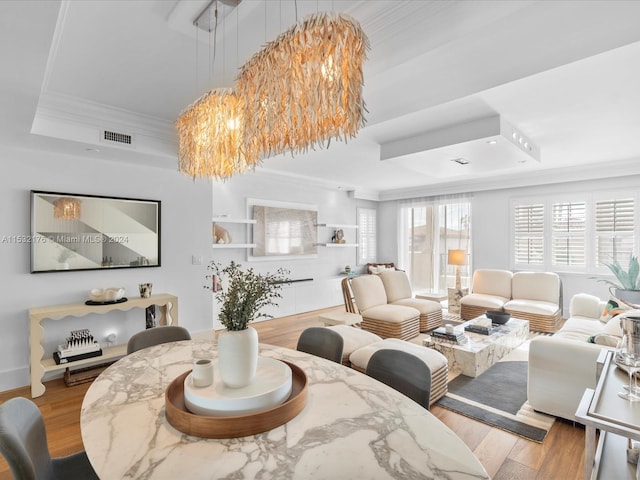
[398,193,472,294]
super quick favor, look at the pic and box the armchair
[459,269,513,320]
[350,275,420,340]
[380,270,443,331]
[504,272,561,333]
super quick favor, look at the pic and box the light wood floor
[0,306,585,480]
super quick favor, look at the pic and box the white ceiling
[3,0,640,200]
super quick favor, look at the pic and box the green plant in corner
[597,255,640,291]
[205,261,290,331]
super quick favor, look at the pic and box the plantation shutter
[595,198,635,267]
[357,207,377,265]
[514,204,544,264]
[551,201,586,266]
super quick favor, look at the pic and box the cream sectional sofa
[527,293,623,421]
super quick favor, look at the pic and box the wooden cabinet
[29,293,178,398]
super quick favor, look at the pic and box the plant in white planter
[206,261,289,387]
[597,255,640,307]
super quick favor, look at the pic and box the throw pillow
[603,315,624,336]
[588,333,622,347]
[600,296,631,323]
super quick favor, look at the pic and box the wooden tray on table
[165,360,308,438]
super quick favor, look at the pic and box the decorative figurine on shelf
[213,224,232,244]
[331,229,345,244]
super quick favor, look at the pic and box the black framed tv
[30,190,161,273]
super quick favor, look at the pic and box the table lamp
[448,249,468,290]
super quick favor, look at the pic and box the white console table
[29,293,178,398]
[575,350,640,480]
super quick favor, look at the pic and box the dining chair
[296,327,344,363]
[126,325,192,354]
[366,349,432,410]
[0,396,99,480]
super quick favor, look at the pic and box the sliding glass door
[399,197,471,294]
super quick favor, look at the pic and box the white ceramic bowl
[89,287,125,303]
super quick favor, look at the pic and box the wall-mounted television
[248,199,317,261]
[30,190,161,273]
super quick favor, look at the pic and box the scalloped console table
[29,293,178,398]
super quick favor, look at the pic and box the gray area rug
[436,361,554,443]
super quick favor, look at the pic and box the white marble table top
[81,339,489,480]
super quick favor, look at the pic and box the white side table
[318,311,362,327]
[447,288,468,314]
[416,292,448,303]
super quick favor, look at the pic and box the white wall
[379,174,640,314]
[0,144,212,390]
[208,173,375,329]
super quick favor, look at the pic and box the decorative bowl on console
[89,288,125,303]
[485,310,511,324]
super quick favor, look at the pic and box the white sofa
[460,269,561,332]
[527,293,623,421]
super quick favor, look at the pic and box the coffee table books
[430,327,468,344]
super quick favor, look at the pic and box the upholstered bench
[325,325,382,367]
[349,338,449,406]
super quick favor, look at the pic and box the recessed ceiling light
[486,140,497,145]
[451,158,470,165]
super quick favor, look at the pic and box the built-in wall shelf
[318,243,358,247]
[212,217,256,249]
[316,223,358,246]
[315,223,358,229]
[212,243,256,249]
[212,217,256,224]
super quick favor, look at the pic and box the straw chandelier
[176,8,369,180]
[176,88,252,181]
[237,12,369,161]
[53,197,81,220]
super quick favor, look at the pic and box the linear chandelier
[237,12,369,161]
[176,9,369,180]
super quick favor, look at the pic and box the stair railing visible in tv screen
[30,191,161,273]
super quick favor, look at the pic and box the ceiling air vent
[101,129,134,146]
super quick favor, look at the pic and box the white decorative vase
[217,326,258,388]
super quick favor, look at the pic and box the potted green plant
[206,261,289,388]
[597,255,640,307]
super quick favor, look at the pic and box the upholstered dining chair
[0,396,99,480]
[126,325,192,354]
[366,349,432,410]
[296,327,344,363]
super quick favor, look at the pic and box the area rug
[436,359,555,443]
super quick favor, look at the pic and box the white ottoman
[349,338,449,406]
[325,325,382,366]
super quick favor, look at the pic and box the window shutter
[551,201,585,266]
[514,204,544,264]
[595,198,635,267]
[357,208,377,265]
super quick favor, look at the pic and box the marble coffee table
[423,316,529,377]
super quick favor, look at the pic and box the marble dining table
[80,338,490,480]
